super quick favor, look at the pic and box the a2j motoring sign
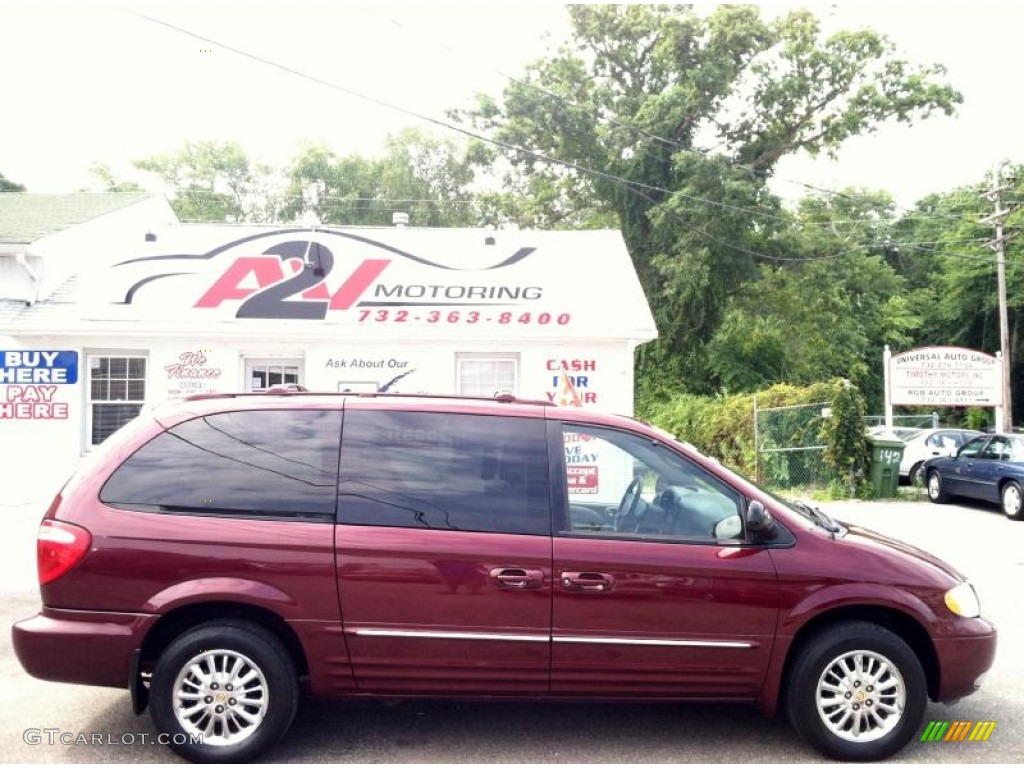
[104,229,573,330]
[0,351,77,419]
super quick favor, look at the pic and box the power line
[891,241,1000,264]
[128,7,995,239]
[132,8,933,234]
[369,5,965,217]
[129,11,1015,269]
[126,10,798,229]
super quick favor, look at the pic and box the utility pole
[981,168,1018,431]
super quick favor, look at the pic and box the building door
[244,358,304,392]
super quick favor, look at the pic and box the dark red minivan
[13,393,996,762]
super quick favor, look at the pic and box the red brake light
[37,520,91,586]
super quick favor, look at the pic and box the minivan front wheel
[786,621,926,761]
[149,620,298,763]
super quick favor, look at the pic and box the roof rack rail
[183,390,552,407]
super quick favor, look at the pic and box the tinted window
[338,410,550,535]
[101,409,342,520]
[1010,437,1024,461]
[561,423,743,542]
[958,436,987,459]
[980,436,1012,460]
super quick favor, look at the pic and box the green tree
[706,190,919,409]
[0,171,26,192]
[896,165,1024,419]
[821,382,870,497]
[279,128,482,227]
[88,163,146,193]
[135,140,272,222]
[457,5,961,396]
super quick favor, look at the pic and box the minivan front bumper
[933,618,998,702]
[12,607,156,688]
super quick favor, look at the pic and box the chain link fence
[754,398,837,491]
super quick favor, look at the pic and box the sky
[1,1,1022,208]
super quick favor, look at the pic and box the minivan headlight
[944,582,980,618]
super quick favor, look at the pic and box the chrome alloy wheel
[815,650,906,742]
[927,473,942,500]
[172,649,269,746]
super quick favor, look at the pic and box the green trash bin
[868,437,905,498]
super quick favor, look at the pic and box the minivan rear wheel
[149,620,298,763]
[786,621,926,761]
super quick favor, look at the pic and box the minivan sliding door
[335,407,553,694]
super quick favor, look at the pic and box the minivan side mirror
[744,500,778,541]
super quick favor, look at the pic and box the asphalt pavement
[1,494,1021,763]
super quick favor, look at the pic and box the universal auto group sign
[888,346,1002,406]
[102,228,574,330]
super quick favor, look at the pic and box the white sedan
[898,428,983,484]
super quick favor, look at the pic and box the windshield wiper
[793,500,843,534]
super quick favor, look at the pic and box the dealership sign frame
[884,344,1005,430]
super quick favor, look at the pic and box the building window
[89,355,147,445]
[245,359,304,392]
[250,364,300,392]
[457,356,517,397]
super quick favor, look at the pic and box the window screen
[457,357,517,397]
[89,355,147,444]
[101,409,342,520]
[338,410,550,535]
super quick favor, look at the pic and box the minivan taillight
[37,520,91,585]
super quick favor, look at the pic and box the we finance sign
[108,229,574,329]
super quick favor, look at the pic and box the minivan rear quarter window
[338,410,550,535]
[100,409,342,520]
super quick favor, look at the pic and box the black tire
[1001,480,1024,521]
[149,620,299,763]
[785,621,927,762]
[926,470,948,504]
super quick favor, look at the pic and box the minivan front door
[550,422,779,697]
[334,406,553,695]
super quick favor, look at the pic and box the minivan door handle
[560,571,615,593]
[490,567,544,590]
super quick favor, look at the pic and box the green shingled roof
[0,192,156,244]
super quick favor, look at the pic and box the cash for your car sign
[0,350,77,419]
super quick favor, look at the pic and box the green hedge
[637,380,848,480]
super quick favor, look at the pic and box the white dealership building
[1,193,657,499]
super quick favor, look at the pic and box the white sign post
[884,345,1004,431]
